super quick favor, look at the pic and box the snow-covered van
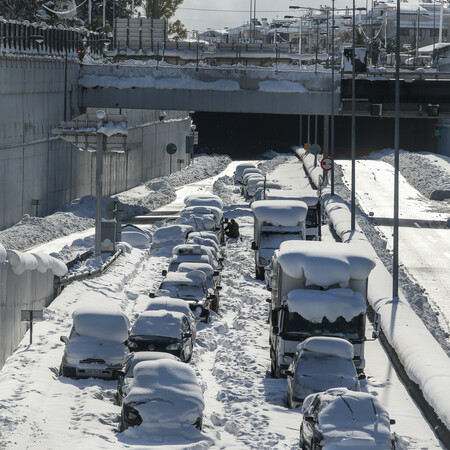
[264,189,321,240]
[251,200,308,280]
[269,240,376,376]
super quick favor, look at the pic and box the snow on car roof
[183,194,223,210]
[164,270,207,283]
[177,262,215,277]
[130,310,185,338]
[303,388,393,446]
[175,214,216,231]
[185,237,221,254]
[286,289,366,322]
[120,228,151,249]
[145,296,194,315]
[187,231,220,245]
[173,244,206,255]
[265,189,319,206]
[252,200,308,226]
[278,240,376,287]
[152,224,195,245]
[297,336,354,359]
[181,206,223,221]
[125,359,204,427]
[127,351,180,368]
[72,305,130,343]
[242,168,262,176]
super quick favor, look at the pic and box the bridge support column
[323,115,329,156]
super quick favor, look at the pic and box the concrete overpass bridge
[79,63,450,119]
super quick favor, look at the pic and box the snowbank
[323,191,450,432]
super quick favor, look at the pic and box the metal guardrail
[0,19,105,57]
[56,248,123,293]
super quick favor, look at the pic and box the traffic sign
[320,156,332,171]
[105,199,125,220]
[166,143,177,155]
[309,144,321,155]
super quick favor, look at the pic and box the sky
[172,0,371,34]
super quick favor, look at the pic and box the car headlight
[166,342,181,351]
[127,340,138,349]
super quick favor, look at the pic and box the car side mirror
[216,285,222,290]
[267,287,272,292]
[266,298,271,303]
[251,241,258,250]
[358,373,366,380]
[149,292,156,298]
[390,419,396,425]
[116,370,125,378]
[213,271,220,277]
[272,326,279,335]
[285,370,293,377]
[304,416,315,423]
[162,269,167,276]
[60,336,68,345]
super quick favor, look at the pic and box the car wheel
[256,266,265,280]
[120,411,126,432]
[299,425,305,449]
[270,356,280,378]
[204,309,211,324]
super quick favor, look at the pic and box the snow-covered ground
[0,152,446,449]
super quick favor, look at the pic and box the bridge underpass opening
[193,112,437,159]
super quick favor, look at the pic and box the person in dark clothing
[224,219,240,238]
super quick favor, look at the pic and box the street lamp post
[331,0,336,195]
[95,110,106,256]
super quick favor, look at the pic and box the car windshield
[159,281,206,300]
[284,312,364,340]
[260,231,303,250]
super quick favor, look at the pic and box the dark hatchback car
[126,310,194,362]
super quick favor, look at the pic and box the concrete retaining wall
[0,262,55,367]
[0,54,191,230]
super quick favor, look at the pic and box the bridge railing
[0,18,105,58]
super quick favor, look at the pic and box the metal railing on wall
[0,18,106,58]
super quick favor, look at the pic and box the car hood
[64,335,128,366]
[321,427,393,449]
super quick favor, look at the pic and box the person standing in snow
[224,219,239,238]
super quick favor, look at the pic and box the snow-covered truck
[264,189,322,240]
[268,240,376,377]
[251,200,308,280]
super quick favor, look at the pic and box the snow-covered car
[59,306,130,380]
[175,213,217,232]
[126,311,194,362]
[300,388,396,449]
[254,181,282,200]
[183,194,223,210]
[234,162,256,184]
[185,236,224,261]
[116,351,180,405]
[286,337,359,408]
[169,243,221,271]
[245,175,265,200]
[155,271,213,322]
[186,230,222,247]
[152,224,195,246]
[180,206,223,228]
[241,172,263,196]
[120,359,204,432]
[177,262,221,312]
[145,296,197,340]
